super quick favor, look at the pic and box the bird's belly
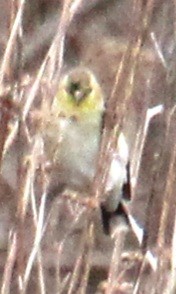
[52,123,100,192]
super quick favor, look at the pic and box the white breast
[50,117,101,192]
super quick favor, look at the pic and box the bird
[43,66,130,235]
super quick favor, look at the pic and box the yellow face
[52,68,104,120]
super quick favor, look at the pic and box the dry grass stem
[0,1,176,293]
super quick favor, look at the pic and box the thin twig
[0,0,26,85]
[1,232,17,294]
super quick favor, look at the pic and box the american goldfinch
[44,67,130,234]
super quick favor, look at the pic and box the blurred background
[0,0,176,293]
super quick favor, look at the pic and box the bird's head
[52,67,104,121]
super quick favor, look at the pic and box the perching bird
[43,67,130,234]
